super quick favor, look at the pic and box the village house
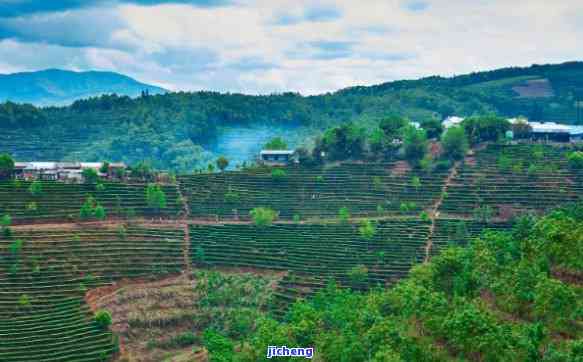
[258,150,297,166]
[12,161,127,182]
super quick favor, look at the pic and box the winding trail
[424,160,461,262]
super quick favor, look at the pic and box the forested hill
[2,61,583,171]
[0,69,166,106]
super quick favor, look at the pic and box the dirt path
[424,160,461,262]
[175,183,192,275]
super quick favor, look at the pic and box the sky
[0,0,581,94]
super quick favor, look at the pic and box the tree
[82,168,99,184]
[511,119,532,139]
[420,118,443,139]
[462,115,510,145]
[379,114,408,139]
[338,206,350,223]
[28,180,42,196]
[411,176,421,194]
[0,153,14,180]
[264,137,288,150]
[249,207,277,227]
[94,204,106,220]
[358,219,377,240]
[441,126,469,160]
[94,309,112,330]
[80,196,96,220]
[99,161,110,175]
[567,151,583,170]
[402,126,428,167]
[216,156,229,172]
[146,184,167,213]
[320,123,367,161]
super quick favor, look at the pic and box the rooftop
[260,150,295,155]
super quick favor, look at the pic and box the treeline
[2,61,583,171]
[293,114,510,171]
[203,204,583,361]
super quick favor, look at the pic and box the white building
[442,116,465,129]
[259,150,297,166]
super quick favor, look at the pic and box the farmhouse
[525,122,583,142]
[12,161,127,181]
[259,150,297,166]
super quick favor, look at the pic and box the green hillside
[2,61,583,171]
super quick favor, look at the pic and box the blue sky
[0,0,581,94]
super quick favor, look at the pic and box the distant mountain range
[0,69,167,106]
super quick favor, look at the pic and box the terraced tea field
[441,144,583,217]
[0,225,183,362]
[179,163,449,220]
[1,143,581,361]
[0,181,182,222]
[190,220,430,286]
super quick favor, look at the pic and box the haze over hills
[0,69,167,106]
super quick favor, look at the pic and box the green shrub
[203,329,234,362]
[94,309,112,330]
[1,214,11,227]
[28,180,42,196]
[372,176,383,190]
[82,168,99,184]
[96,183,106,192]
[271,168,287,181]
[348,264,368,286]
[146,183,167,212]
[26,201,38,214]
[18,294,30,307]
[293,214,301,223]
[315,175,324,183]
[9,239,23,255]
[249,207,277,227]
[80,196,96,220]
[420,211,430,222]
[338,206,350,223]
[567,151,583,170]
[359,219,377,240]
[94,204,106,220]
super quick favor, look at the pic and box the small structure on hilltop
[258,150,297,166]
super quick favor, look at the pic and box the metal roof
[260,150,295,155]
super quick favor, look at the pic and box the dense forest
[2,61,583,171]
[215,204,583,361]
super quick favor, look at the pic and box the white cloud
[1,0,583,94]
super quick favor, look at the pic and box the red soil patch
[390,161,411,176]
